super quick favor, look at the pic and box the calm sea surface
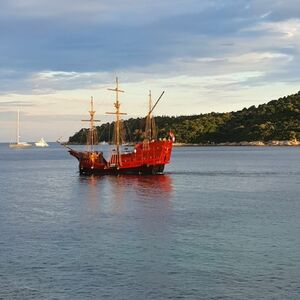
[0,144,299,299]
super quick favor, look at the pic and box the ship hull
[35,143,49,147]
[79,164,165,175]
[69,140,173,175]
[9,143,32,149]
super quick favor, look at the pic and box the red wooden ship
[67,78,174,175]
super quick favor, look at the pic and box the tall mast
[17,109,20,144]
[149,90,152,117]
[106,77,127,166]
[82,96,100,152]
[145,90,158,140]
[145,90,153,140]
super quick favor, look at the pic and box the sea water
[0,144,299,299]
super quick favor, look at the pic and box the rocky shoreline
[173,140,300,147]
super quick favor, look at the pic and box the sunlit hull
[35,142,49,147]
[9,143,32,149]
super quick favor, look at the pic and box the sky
[0,0,300,142]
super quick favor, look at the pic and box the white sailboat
[9,109,32,149]
[35,137,49,147]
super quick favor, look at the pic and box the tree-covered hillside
[68,91,300,144]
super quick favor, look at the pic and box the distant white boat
[9,109,32,149]
[35,138,49,147]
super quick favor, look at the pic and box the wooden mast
[146,90,152,139]
[145,90,157,140]
[106,77,127,166]
[17,109,20,144]
[82,96,100,152]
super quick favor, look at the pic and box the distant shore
[173,140,300,147]
[65,140,300,147]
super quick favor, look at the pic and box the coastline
[173,140,300,147]
[64,140,300,147]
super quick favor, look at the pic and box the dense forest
[68,91,300,144]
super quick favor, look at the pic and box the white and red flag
[169,131,175,142]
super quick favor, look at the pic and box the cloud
[0,46,295,99]
[0,100,35,107]
[28,71,111,93]
[260,11,272,19]
[244,18,300,38]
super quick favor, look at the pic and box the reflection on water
[82,174,173,197]
[78,174,173,215]
[109,174,173,196]
[79,175,103,213]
